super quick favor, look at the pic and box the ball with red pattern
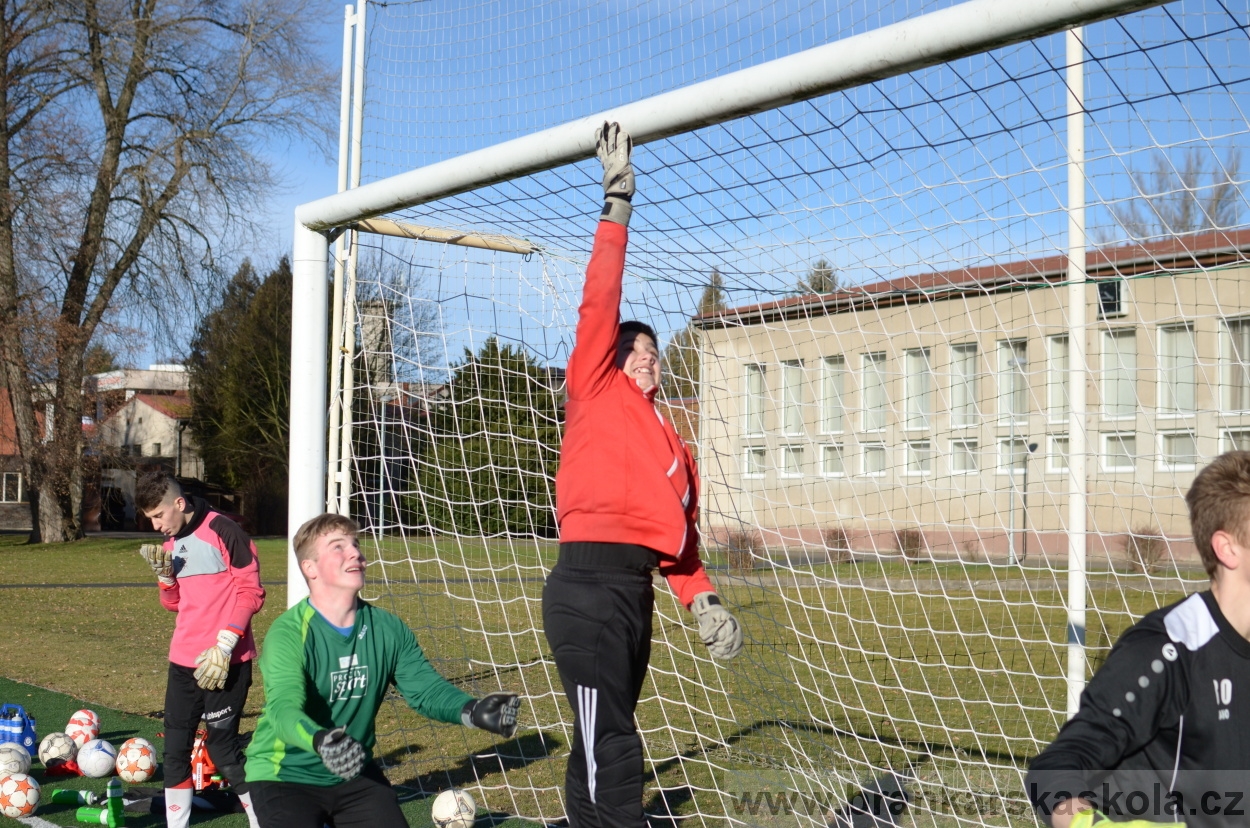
[0,772,41,818]
[116,739,158,783]
[66,709,101,747]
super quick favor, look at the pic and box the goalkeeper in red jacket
[243,513,520,828]
[542,122,744,828]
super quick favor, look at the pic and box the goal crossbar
[295,0,1165,233]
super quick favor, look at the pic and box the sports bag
[0,703,37,752]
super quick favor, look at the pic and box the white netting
[323,1,1250,825]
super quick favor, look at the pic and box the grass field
[0,532,1202,827]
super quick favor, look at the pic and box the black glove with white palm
[313,726,366,780]
[692,592,744,659]
[596,121,635,227]
[461,692,521,738]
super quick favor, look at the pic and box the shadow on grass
[389,729,562,799]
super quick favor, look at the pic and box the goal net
[298,0,1250,824]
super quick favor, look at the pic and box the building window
[904,440,932,475]
[861,352,887,432]
[0,472,22,503]
[997,340,1028,424]
[1222,318,1250,412]
[821,356,846,434]
[951,439,978,473]
[1048,435,1070,473]
[744,447,767,478]
[1102,432,1137,472]
[1101,329,1137,419]
[1097,279,1123,318]
[1159,324,1196,416]
[1159,431,1198,471]
[782,361,804,436]
[821,443,845,477]
[861,443,886,476]
[950,343,979,428]
[903,348,931,431]
[152,442,162,457]
[745,364,766,436]
[780,445,805,478]
[1224,430,1250,452]
[999,438,1029,475]
[1047,336,1069,423]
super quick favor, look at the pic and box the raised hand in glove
[596,121,635,227]
[692,592,743,660]
[313,726,365,780]
[193,629,239,691]
[139,543,176,587]
[461,692,521,739]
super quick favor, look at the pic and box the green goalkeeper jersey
[244,597,473,786]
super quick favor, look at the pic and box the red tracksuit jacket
[555,220,716,608]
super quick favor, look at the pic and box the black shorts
[247,763,406,828]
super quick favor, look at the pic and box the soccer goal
[289,0,1250,823]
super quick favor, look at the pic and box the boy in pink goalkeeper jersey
[136,471,265,828]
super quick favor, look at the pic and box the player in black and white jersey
[1028,451,1250,828]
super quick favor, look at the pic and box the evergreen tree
[662,270,726,401]
[796,258,837,295]
[413,337,563,537]
[187,259,292,533]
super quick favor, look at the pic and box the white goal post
[288,0,1164,599]
[281,0,1249,823]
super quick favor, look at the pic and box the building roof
[695,228,1250,329]
[134,392,192,421]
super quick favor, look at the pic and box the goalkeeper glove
[692,592,744,660]
[313,727,365,780]
[461,692,521,738]
[1068,808,1183,828]
[596,121,634,227]
[193,630,239,691]
[139,543,176,588]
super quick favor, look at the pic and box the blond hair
[292,513,360,565]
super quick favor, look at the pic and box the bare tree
[0,0,332,542]
[1112,147,1243,240]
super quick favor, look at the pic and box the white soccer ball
[0,744,30,775]
[431,788,477,828]
[38,732,77,770]
[66,709,101,747]
[0,772,40,818]
[116,738,158,783]
[77,738,117,778]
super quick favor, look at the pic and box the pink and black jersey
[158,497,266,668]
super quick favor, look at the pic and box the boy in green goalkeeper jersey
[244,513,521,827]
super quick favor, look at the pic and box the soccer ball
[38,732,78,769]
[116,739,158,783]
[431,788,477,828]
[77,739,117,778]
[0,744,30,775]
[0,772,40,818]
[66,709,101,747]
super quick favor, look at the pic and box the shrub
[724,528,762,572]
[1123,526,1168,574]
[822,525,854,564]
[895,528,925,562]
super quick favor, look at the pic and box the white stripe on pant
[578,684,599,803]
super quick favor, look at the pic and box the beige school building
[693,230,1250,568]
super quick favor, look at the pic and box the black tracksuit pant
[543,542,658,828]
